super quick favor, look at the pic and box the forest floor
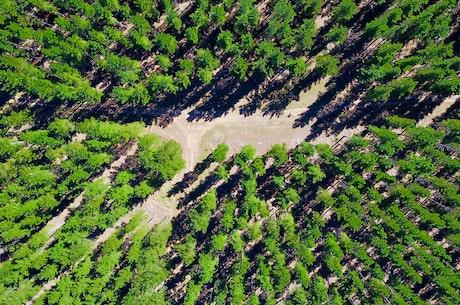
[21,83,460,305]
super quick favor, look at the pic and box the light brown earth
[417,95,459,127]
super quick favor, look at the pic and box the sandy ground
[148,76,332,171]
[417,95,459,127]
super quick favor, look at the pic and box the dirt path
[43,142,139,240]
[417,95,459,127]
[148,77,330,171]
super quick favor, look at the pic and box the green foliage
[98,54,141,85]
[230,57,249,80]
[139,140,185,181]
[286,58,307,77]
[253,40,285,77]
[185,27,199,44]
[315,54,339,76]
[196,48,220,70]
[235,144,256,165]
[147,74,178,97]
[210,5,226,26]
[154,33,177,54]
[267,143,288,167]
[386,115,416,129]
[307,164,325,183]
[296,19,316,50]
[217,30,234,52]
[210,143,229,163]
[327,25,348,44]
[197,68,213,84]
[175,234,196,266]
[332,0,358,24]
[156,54,173,72]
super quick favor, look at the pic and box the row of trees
[0,109,185,304]
[155,116,460,304]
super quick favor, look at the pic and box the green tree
[199,253,219,284]
[212,233,228,251]
[315,54,339,76]
[241,32,254,50]
[210,143,229,162]
[286,58,307,77]
[235,144,256,165]
[388,78,418,99]
[296,19,315,50]
[175,71,191,89]
[179,59,195,75]
[190,7,208,28]
[175,234,196,266]
[217,30,234,52]
[139,140,185,180]
[48,118,75,139]
[156,54,173,72]
[307,164,325,183]
[185,27,199,45]
[230,57,249,80]
[332,0,358,24]
[134,180,154,199]
[197,68,213,84]
[267,143,288,167]
[326,25,348,44]
[366,85,393,102]
[196,48,220,70]
[154,33,177,54]
[166,9,182,31]
[184,280,202,305]
[210,5,226,26]
[230,230,245,252]
[147,74,178,97]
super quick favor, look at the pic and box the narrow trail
[417,95,459,127]
[43,141,139,238]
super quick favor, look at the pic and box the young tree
[315,54,339,76]
[332,0,358,24]
[197,68,213,84]
[388,78,418,99]
[154,33,177,54]
[296,19,315,50]
[217,30,234,52]
[175,234,196,266]
[199,252,219,284]
[230,57,249,80]
[179,59,195,75]
[147,74,178,97]
[166,9,182,31]
[307,164,325,183]
[210,143,229,162]
[326,25,348,44]
[241,32,254,50]
[190,7,209,28]
[156,54,173,72]
[267,143,288,167]
[196,48,220,70]
[185,27,199,45]
[210,5,226,26]
[139,140,185,180]
[286,58,307,77]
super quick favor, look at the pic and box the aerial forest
[0,0,459,304]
